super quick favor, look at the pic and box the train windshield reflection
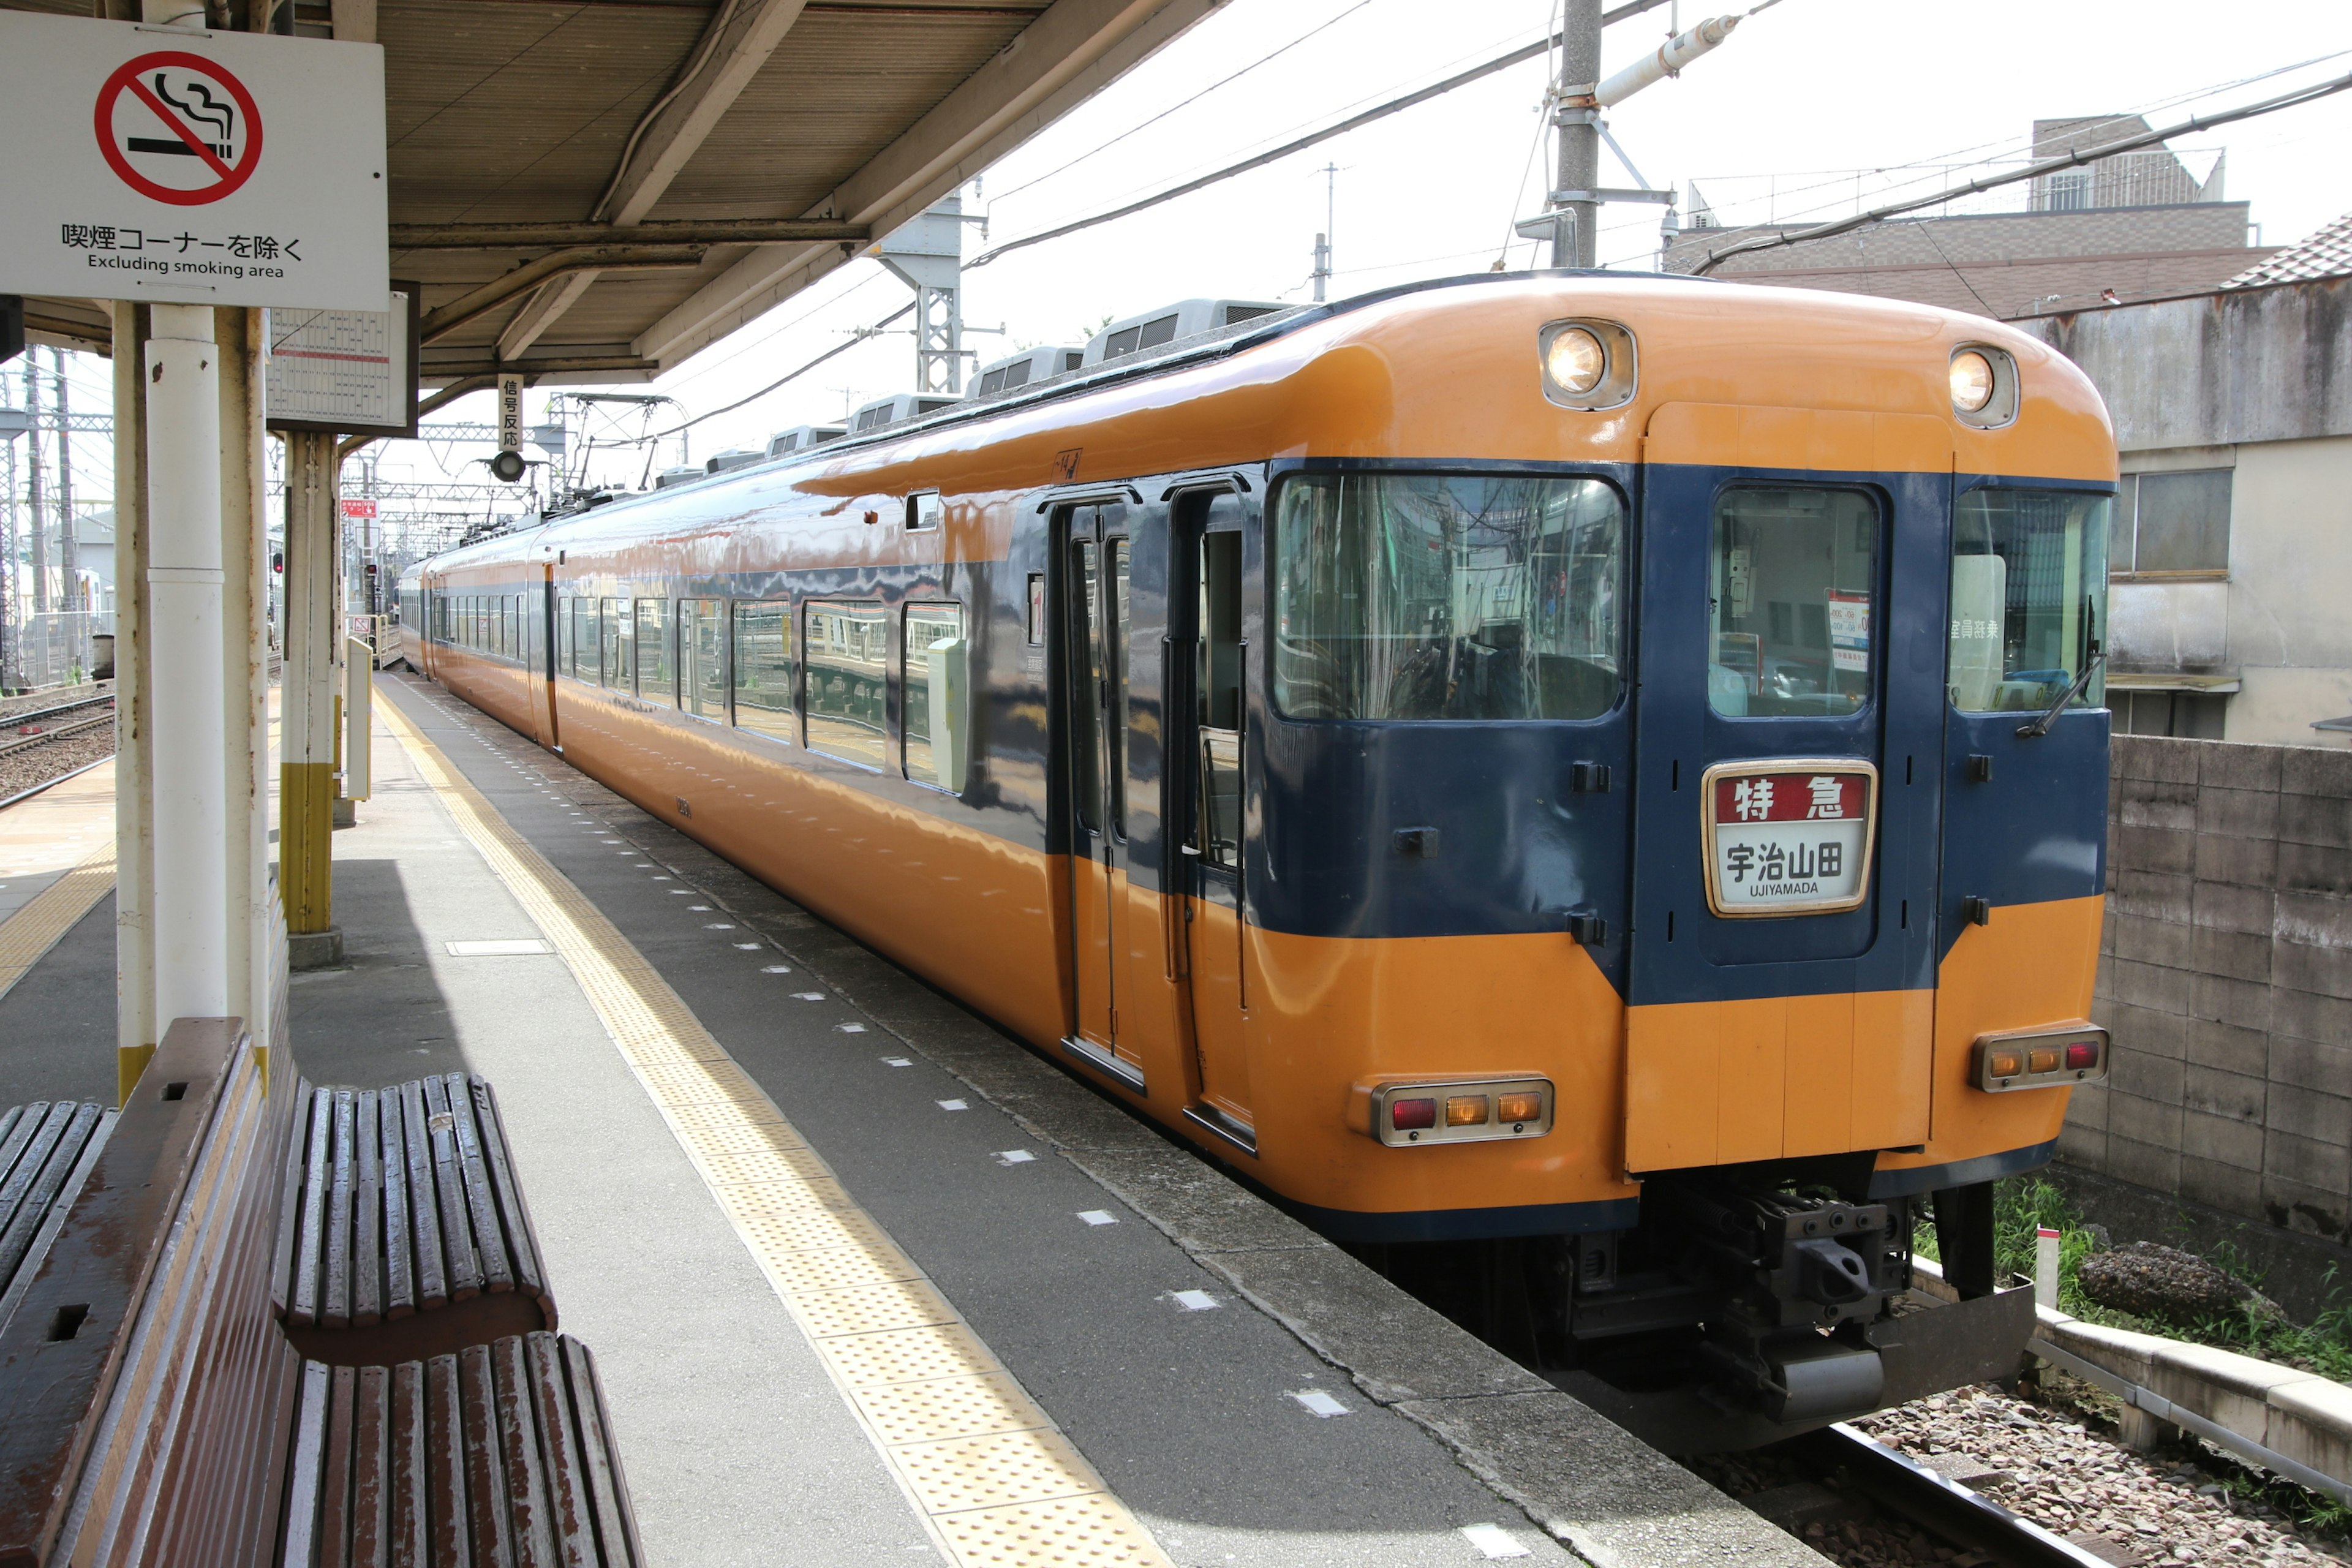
[1271,472,1624,722]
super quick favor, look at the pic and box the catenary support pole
[1556,0,1604,268]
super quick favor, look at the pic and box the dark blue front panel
[1245,461,1637,992]
[1937,475,2114,956]
[1626,462,1950,1008]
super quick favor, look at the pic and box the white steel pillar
[145,304,228,1021]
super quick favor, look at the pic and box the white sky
[15,0,2352,529]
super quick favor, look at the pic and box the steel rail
[0,714,113,761]
[1805,1422,2114,1568]
[0,695,114,733]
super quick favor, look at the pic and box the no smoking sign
[97,53,264,206]
[0,10,384,309]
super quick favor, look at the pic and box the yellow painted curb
[0,839,117,1004]
[377,687,1172,1568]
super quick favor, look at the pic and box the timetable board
[265,283,418,436]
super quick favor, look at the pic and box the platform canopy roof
[12,0,1215,391]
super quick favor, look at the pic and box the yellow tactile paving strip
[0,775,118,1003]
[377,690,1174,1568]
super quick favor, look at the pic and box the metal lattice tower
[873,197,967,394]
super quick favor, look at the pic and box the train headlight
[1365,1077,1553,1145]
[1948,344,2018,428]
[1545,326,1605,394]
[1972,1023,2106,1092]
[1539,319,1636,410]
[1949,350,1995,413]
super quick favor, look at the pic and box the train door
[1623,405,1952,1174]
[1061,503,1134,1072]
[529,566,560,750]
[1171,489,1254,1142]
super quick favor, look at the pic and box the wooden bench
[274,1074,556,1365]
[0,1101,113,1329]
[278,1332,643,1566]
[0,1019,643,1568]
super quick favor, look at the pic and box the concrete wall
[2066,735,2352,1252]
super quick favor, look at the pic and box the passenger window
[907,492,944,531]
[1950,489,2110,713]
[1027,574,1045,644]
[805,601,888,767]
[679,600,726,720]
[636,599,671,703]
[1272,473,1624,720]
[1707,488,1877,718]
[600,598,628,688]
[568,598,592,679]
[732,601,794,743]
[1069,540,1102,833]
[903,604,968,791]
[1109,543,1129,837]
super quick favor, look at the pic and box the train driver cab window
[903,604,968,791]
[731,601,794,742]
[680,600,727,720]
[1707,488,1877,718]
[1949,489,2111,713]
[1272,473,1624,720]
[805,601,888,768]
[600,598,628,688]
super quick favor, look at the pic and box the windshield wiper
[2016,641,2105,738]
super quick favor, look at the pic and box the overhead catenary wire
[1686,66,2352,276]
[984,0,1376,212]
[612,303,915,447]
[967,0,1676,272]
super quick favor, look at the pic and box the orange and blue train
[398,271,2116,1448]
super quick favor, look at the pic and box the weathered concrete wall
[2065,736,2352,1253]
[2023,277,2352,450]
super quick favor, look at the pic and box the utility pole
[1313,162,1338,302]
[23,360,45,613]
[53,349,74,612]
[1556,0,1604,268]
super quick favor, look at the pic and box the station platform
[0,673,1827,1568]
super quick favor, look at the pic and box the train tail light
[1367,1079,1553,1145]
[1972,1023,2108,1093]
[1390,1098,1437,1132]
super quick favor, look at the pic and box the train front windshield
[1270,473,1624,723]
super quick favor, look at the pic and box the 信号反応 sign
[0,10,385,311]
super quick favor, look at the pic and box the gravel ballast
[0,728,113,802]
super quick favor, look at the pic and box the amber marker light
[1950,349,1996,413]
[1446,1095,1491,1128]
[1987,1050,2024,1080]
[1545,326,1606,395]
[1497,1091,1543,1126]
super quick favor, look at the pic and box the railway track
[0,696,115,761]
[1776,1423,2119,1568]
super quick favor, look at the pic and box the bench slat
[422,1077,483,1303]
[402,1081,449,1312]
[267,1079,313,1330]
[380,1091,415,1321]
[0,1102,48,1237]
[455,1344,514,1567]
[470,1080,549,1313]
[448,1077,515,1298]
[424,1354,469,1565]
[326,1091,358,1329]
[349,1364,390,1568]
[279,1361,333,1565]
[354,1091,383,1329]
[291,1089,334,1327]
[388,1360,428,1564]
[319,1364,359,1562]
[0,1107,114,1339]
[560,1335,643,1567]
